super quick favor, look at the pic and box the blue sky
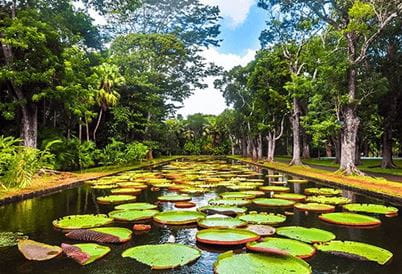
[178,0,267,117]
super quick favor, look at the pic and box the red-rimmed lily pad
[304,188,341,196]
[157,194,192,202]
[272,193,306,201]
[294,203,335,213]
[246,237,316,259]
[209,198,251,206]
[198,217,247,228]
[253,198,295,208]
[196,228,260,245]
[276,226,335,243]
[109,209,159,222]
[197,205,247,216]
[96,195,137,204]
[243,225,275,236]
[18,240,62,261]
[61,243,110,265]
[65,227,132,243]
[175,201,196,208]
[114,202,157,211]
[259,186,290,192]
[117,182,147,189]
[306,196,351,205]
[110,188,142,195]
[319,212,381,227]
[240,190,265,197]
[239,213,286,225]
[122,243,201,270]
[91,184,118,189]
[314,240,393,265]
[153,210,205,225]
[214,251,312,274]
[52,214,113,230]
[343,203,398,216]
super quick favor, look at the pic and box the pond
[0,158,401,274]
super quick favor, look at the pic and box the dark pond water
[0,159,401,274]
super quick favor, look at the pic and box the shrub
[126,142,148,162]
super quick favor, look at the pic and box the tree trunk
[20,103,38,148]
[257,134,263,160]
[289,97,302,165]
[241,137,247,157]
[381,126,396,168]
[302,132,310,159]
[93,108,103,142]
[228,135,235,155]
[78,118,82,142]
[85,118,90,142]
[266,133,276,162]
[325,142,333,157]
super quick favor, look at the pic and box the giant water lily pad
[157,194,192,202]
[96,195,136,204]
[244,225,275,236]
[198,217,247,228]
[343,203,398,216]
[259,186,290,192]
[196,228,260,245]
[287,179,309,184]
[319,212,381,227]
[253,198,295,207]
[153,210,205,225]
[220,192,255,199]
[314,240,393,265]
[304,188,341,196]
[241,190,265,197]
[62,243,110,265]
[65,227,132,243]
[0,232,28,247]
[272,193,306,201]
[110,188,142,195]
[294,203,335,213]
[214,251,312,274]
[18,240,62,261]
[198,205,247,216]
[246,237,316,259]
[91,184,117,189]
[122,243,201,269]
[52,214,113,230]
[209,198,251,206]
[239,213,286,225]
[276,226,335,243]
[109,209,159,222]
[115,202,158,211]
[306,196,351,205]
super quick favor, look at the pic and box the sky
[177,0,267,118]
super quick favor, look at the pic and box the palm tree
[92,63,125,141]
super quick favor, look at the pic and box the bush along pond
[0,158,401,273]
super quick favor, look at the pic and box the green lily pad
[209,198,251,206]
[196,228,260,245]
[343,203,399,215]
[247,237,316,259]
[0,232,28,248]
[239,213,286,225]
[122,243,201,270]
[287,179,309,184]
[52,214,113,230]
[153,210,205,225]
[198,217,247,228]
[243,225,276,236]
[220,192,255,199]
[65,227,132,243]
[18,240,62,261]
[294,203,335,213]
[115,202,158,211]
[197,205,248,216]
[304,188,341,196]
[319,212,381,227]
[306,195,351,205]
[276,226,336,243]
[259,186,290,192]
[109,209,159,222]
[253,198,295,207]
[314,240,393,265]
[117,182,147,189]
[62,243,110,265]
[91,184,118,189]
[240,190,265,197]
[157,194,192,202]
[272,193,306,201]
[110,188,142,195]
[96,195,137,204]
[214,251,312,274]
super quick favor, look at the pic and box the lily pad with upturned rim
[239,213,286,225]
[276,226,336,243]
[153,210,205,225]
[209,198,251,206]
[61,243,110,265]
[306,196,351,205]
[314,240,393,265]
[65,227,132,243]
[294,203,335,213]
[198,217,247,228]
[114,202,158,211]
[197,205,248,216]
[304,188,342,196]
[96,195,137,204]
[157,194,192,202]
[253,198,295,208]
[18,240,62,261]
[220,192,255,199]
[343,203,398,216]
[109,209,159,222]
[319,212,381,227]
[243,225,275,236]
[259,186,290,193]
[287,179,309,184]
[196,228,260,245]
[272,193,306,201]
[214,251,312,274]
[52,214,113,230]
[246,237,316,259]
[122,243,201,270]
[110,188,142,195]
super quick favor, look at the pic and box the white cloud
[177,47,256,118]
[201,0,256,28]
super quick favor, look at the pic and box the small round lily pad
[62,243,110,265]
[209,198,251,206]
[272,193,306,201]
[198,217,247,228]
[239,213,286,225]
[259,186,290,192]
[343,203,398,216]
[115,202,158,211]
[304,188,341,196]
[253,198,295,208]
[214,251,311,274]
[153,210,205,225]
[109,209,159,222]
[196,228,260,245]
[157,194,192,202]
[294,203,335,213]
[276,226,335,243]
[246,237,316,259]
[53,214,113,230]
[198,205,248,216]
[306,196,351,205]
[319,212,381,227]
[96,195,137,204]
[314,240,393,265]
[122,244,201,269]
